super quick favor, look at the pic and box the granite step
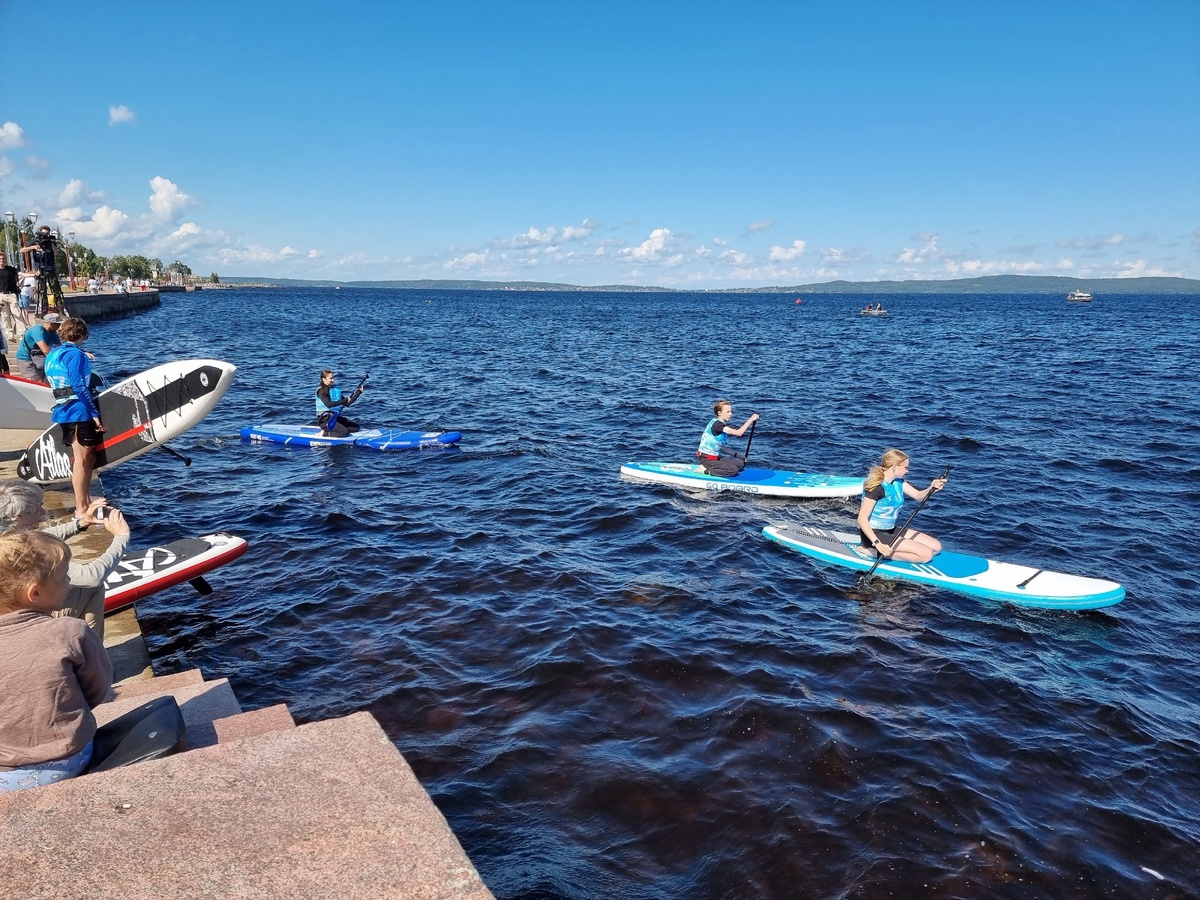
[94,677,242,750]
[110,668,205,700]
[0,712,494,899]
[213,703,296,745]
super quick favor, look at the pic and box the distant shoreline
[217,274,1200,295]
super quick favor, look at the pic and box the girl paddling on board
[314,369,364,438]
[696,399,759,478]
[857,449,948,563]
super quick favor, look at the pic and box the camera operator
[21,225,65,316]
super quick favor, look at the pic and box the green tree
[209,272,220,284]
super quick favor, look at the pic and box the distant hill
[773,275,1200,295]
[222,274,1200,295]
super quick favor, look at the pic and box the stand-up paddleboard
[103,532,249,614]
[0,372,55,429]
[16,359,237,484]
[239,424,461,450]
[621,461,864,499]
[762,524,1124,610]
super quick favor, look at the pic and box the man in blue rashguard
[44,318,103,518]
[15,311,62,382]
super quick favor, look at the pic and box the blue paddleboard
[240,424,461,450]
[762,524,1124,610]
[621,461,864,499]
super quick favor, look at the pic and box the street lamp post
[3,211,13,262]
[23,213,37,270]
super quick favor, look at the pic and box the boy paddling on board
[696,399,759,478]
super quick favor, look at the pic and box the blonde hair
[713,399,731,416]
[0,530,70,612]
[864,449,909,492]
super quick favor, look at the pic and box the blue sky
[2,1,1197,287]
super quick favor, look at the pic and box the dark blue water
[94,288,1199,898]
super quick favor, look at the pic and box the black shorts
[60,420,103,448]
[860,526,899,548]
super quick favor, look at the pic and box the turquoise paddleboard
[762,524,1125,610]
[621,461,864,499]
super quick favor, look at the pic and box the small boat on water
[860,303,888,316]
[1067,290,1093,302]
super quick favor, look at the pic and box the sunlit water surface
[90,288,1199,899]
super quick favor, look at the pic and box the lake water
[93,287,1199,898]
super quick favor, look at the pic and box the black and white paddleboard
[102,532,249,613]
[18,359,236,483]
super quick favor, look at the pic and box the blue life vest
[867,479,906,529]
[315,386,343,415]
[44,343,95,423]
[697,417,728,456]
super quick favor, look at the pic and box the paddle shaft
[741,421,757,462]
[864,464,953,578]
[159,444,192,466]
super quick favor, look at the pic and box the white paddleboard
[762,523,1125,610]
[0,372,55,430]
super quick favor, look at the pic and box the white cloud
[621,227,675,263]
[944,258,1049,275]
[307,249,322,259]
[61,205,130,241]
[893,234,944,265]
[746,220,774,234]
[109,105,136,126]
[215,244,303,265]
[560,218,600,241]
[148,176,195,221]
[720,249,753,266]
[444,250,489,270]
[170,223,201,238]
[712,236,729,246]
[1116,259,1175,278]
[769,239,807,262]
[0,157,14,179]
[500,218,599,250]
[820,247,870,265]
[26,155,51,178]
[56,179,86,206]
[0,121,25,150]
[1057,233,1124,250]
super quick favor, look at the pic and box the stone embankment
[0,429,493,899]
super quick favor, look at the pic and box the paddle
[741,420,757,463]
[862,464,952,581]
[324,373,369,434]
[159,444,192,466]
